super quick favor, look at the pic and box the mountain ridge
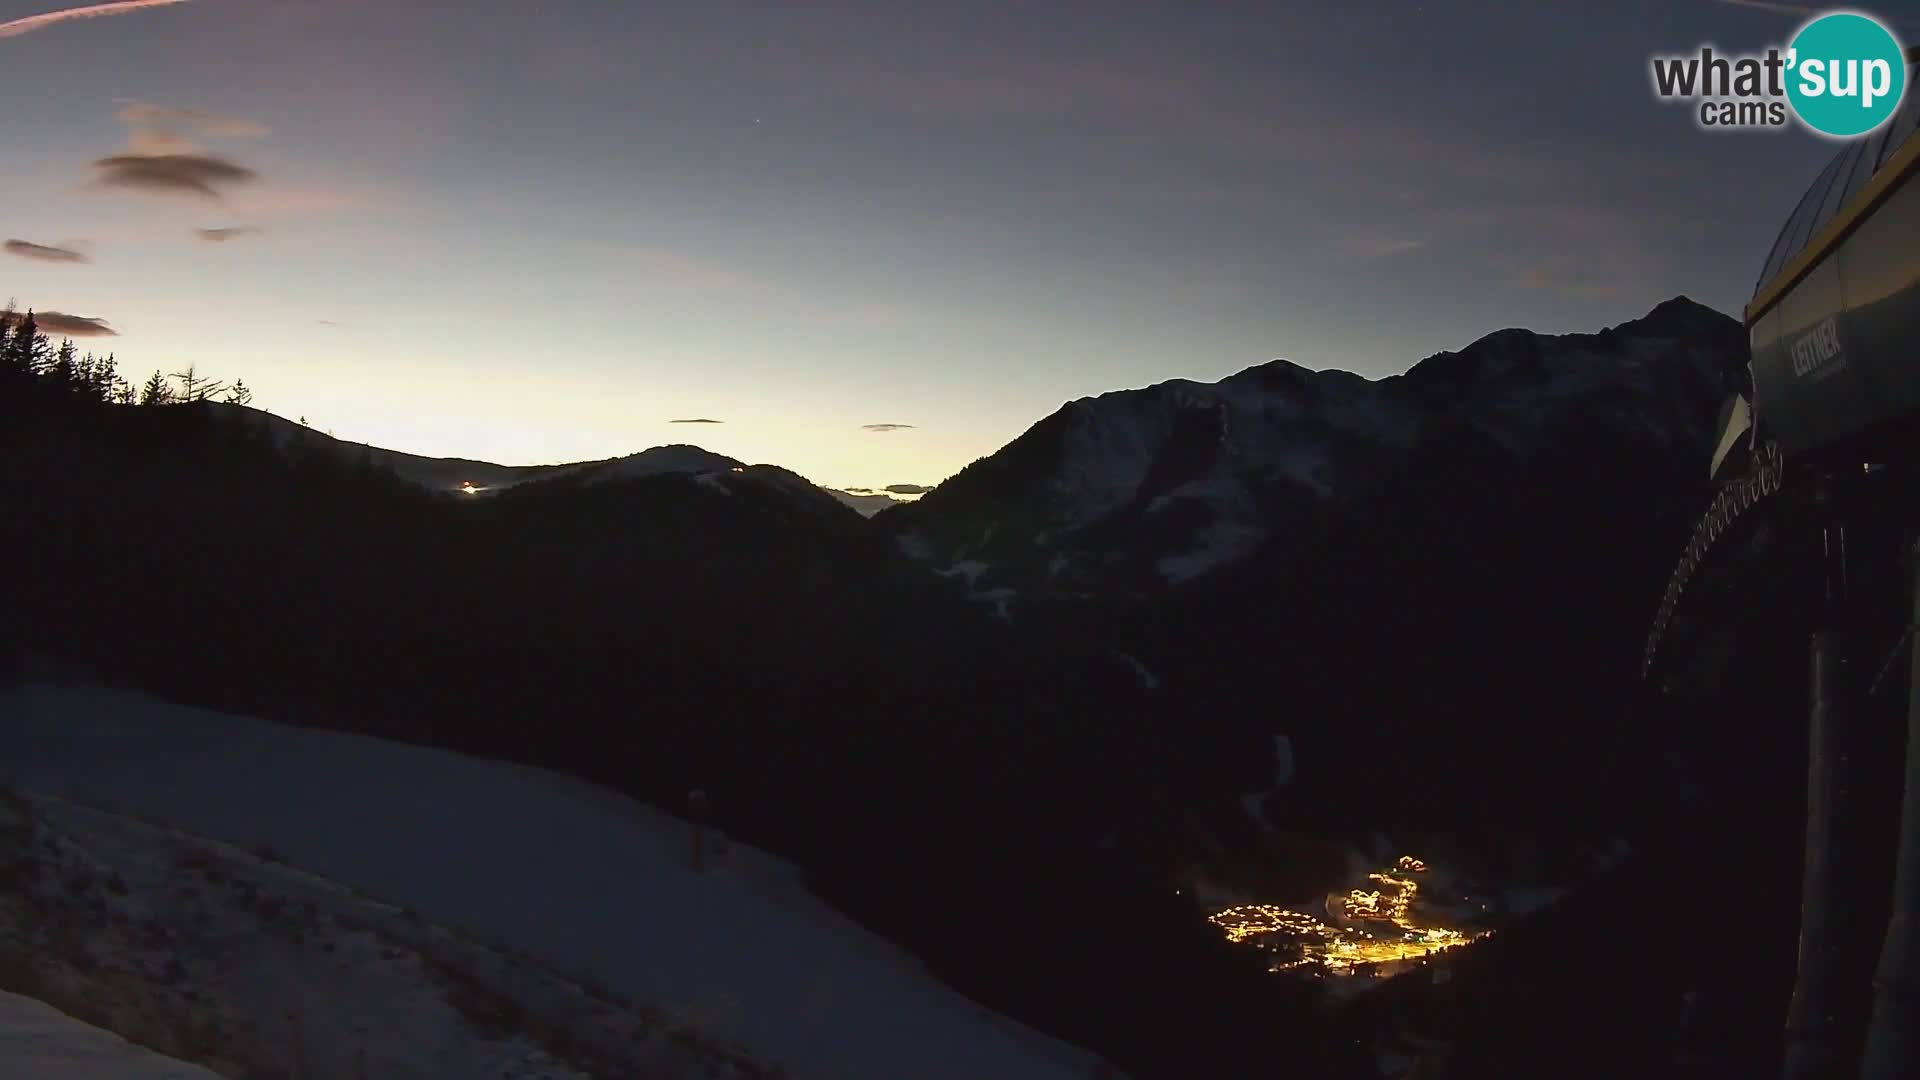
[883,294,1745,597]
[203,402,905,515]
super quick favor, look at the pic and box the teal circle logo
[1786,12,1907,138]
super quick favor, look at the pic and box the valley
[1209,857,1492,980]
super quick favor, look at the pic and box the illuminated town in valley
[1207,857,1491,977]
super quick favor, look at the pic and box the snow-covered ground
[0,989,221,1079]
[0,789,745,1078]
[0,684,1121,1080]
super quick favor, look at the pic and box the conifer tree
[5,312,47,379]
[49,340,77,391]
[90,353,120,404]
[139,370,173,406]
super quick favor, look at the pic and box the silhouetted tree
[226,379,253,406]
[3,311,47,380]
[49,340,77,392]
[139,370,174,406]
[84,352,120,404]
[170,364,226,403]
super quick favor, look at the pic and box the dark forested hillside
[0,314,1370,1080]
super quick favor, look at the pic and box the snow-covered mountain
[885,296,1745,597]
[206,403,900,515]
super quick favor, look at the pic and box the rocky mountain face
[885,297,1745,602]
[883,297,1751,877]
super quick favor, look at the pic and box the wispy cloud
[93,153,257,199]
[862,423,916,432]
[1359,238,1426,259]
[116,100,269,145]
[195,226,263,243]
[0,310,117,337]
[4,239,88,263]
[1327,227,1428,261]
[0,0,187,41]
[91,99,264,201]
[1711,0,1819,15]
[315,319,344,327]
[885,483,932,494]
[669,417,724,424]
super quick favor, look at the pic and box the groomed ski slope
[0,989,222,1079]
[0,685,1117,1080]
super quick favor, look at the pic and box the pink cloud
[225,185,368,216]
[0,0,186,41]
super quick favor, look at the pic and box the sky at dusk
[1,0,1908,490]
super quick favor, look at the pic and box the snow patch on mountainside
[1111,652,1160,690]
[205,403,576,496]
[976,587,1017,624]
[1049,397,1183,524]
[1272,735,1294,787]
[1044,360,1408,530]
[933,562,1016,622]
[1237,736,1294,832]
[897,298,1741,593]
[0,686,1121,1080]
[936,560,990,588]
[1157,519,1269,585]
[580,446,744,484]
[209,405,856,510]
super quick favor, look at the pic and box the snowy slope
[204,402,579,495]
[0,685,1120,1080]
[0,990,221,1079]
[0,790,752,1079]
[574,445,744,485]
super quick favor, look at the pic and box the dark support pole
[1861,535,1920,1079]
[1784,514,1851,1080]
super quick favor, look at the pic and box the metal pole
[1784,515,1852,1080]
[1860,535,1920,1078]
